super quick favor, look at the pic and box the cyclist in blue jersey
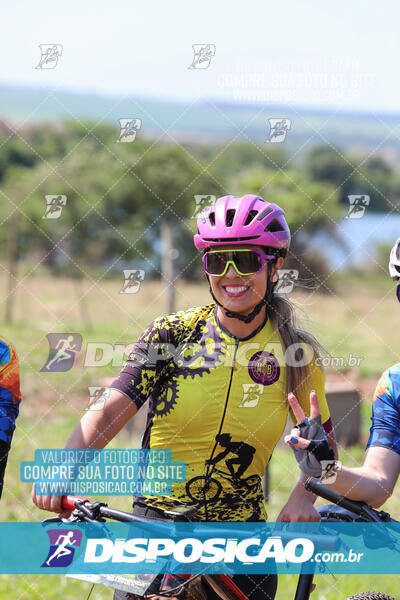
[285,238,400,508]
[0,337,21,500]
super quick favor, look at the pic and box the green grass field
[1,272,400,598]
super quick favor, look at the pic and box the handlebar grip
[61,495,89,511]
[305,477,366,516]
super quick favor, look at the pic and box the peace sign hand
[284,391,334,478]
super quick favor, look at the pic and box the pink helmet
[194,194,290,251]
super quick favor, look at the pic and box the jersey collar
[212,304,269,341]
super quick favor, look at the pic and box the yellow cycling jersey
[111,304,332,521]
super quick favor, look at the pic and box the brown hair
[203,244,327,397]
[267,293,328,397]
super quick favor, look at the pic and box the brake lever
[42,517,65,523]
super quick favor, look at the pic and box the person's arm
[65,390,137,449]
[329,446,400,507]
[31,390,137,514]
[326,367,400,507]
[277,358,337,522]
[206,448,230,465]
[285,373,400,509]
[32,316,171,514]
[0,339,21,444]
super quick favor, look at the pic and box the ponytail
[267,293,328,397]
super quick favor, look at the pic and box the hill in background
[1,84,400,160]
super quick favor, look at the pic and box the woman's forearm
[65,390,137,450]
[65,411,111,449]
[31,391,137,514]
[330,466,391,507]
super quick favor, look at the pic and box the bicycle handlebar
[61,495,147,522]
[60,495,339,549]
[305,477,394,522]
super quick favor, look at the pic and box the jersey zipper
[207,337,240,465]
[201,338,240,518]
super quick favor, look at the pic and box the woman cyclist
[32,194,337,599]
[285,237,400,509]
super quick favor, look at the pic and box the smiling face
[207,245,283,315]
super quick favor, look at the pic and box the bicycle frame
[54,490,396,600]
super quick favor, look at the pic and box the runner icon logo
[239,383,264,407]
[42,529,82,567]
[40,333,82,372]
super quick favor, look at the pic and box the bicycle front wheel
[345,593,398,599]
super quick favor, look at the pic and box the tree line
[0,119,398,283]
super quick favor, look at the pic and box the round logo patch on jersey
[248,351,280,386]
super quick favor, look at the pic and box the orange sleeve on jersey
[0,342,21,405]
[372,370,389,404]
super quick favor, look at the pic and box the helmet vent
[257,207,273,221]
[208,212,215,226]
[203,236,259,242]
[244,209,258,226]
[226,209,236,227]
[264,219,284,233]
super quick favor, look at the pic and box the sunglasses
[202,249,277,277]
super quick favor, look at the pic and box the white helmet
[389,238,400,281]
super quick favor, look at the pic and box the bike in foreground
[42,481,399,600]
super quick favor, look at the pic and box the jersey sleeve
[289,354,333,434]
[0,339,21,445]
[110,317,175,410]
[366,368,400,455]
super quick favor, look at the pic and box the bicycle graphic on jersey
[185,433,259,502]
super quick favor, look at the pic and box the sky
[1,1,399,112]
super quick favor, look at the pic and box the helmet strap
[207,262,276,324]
